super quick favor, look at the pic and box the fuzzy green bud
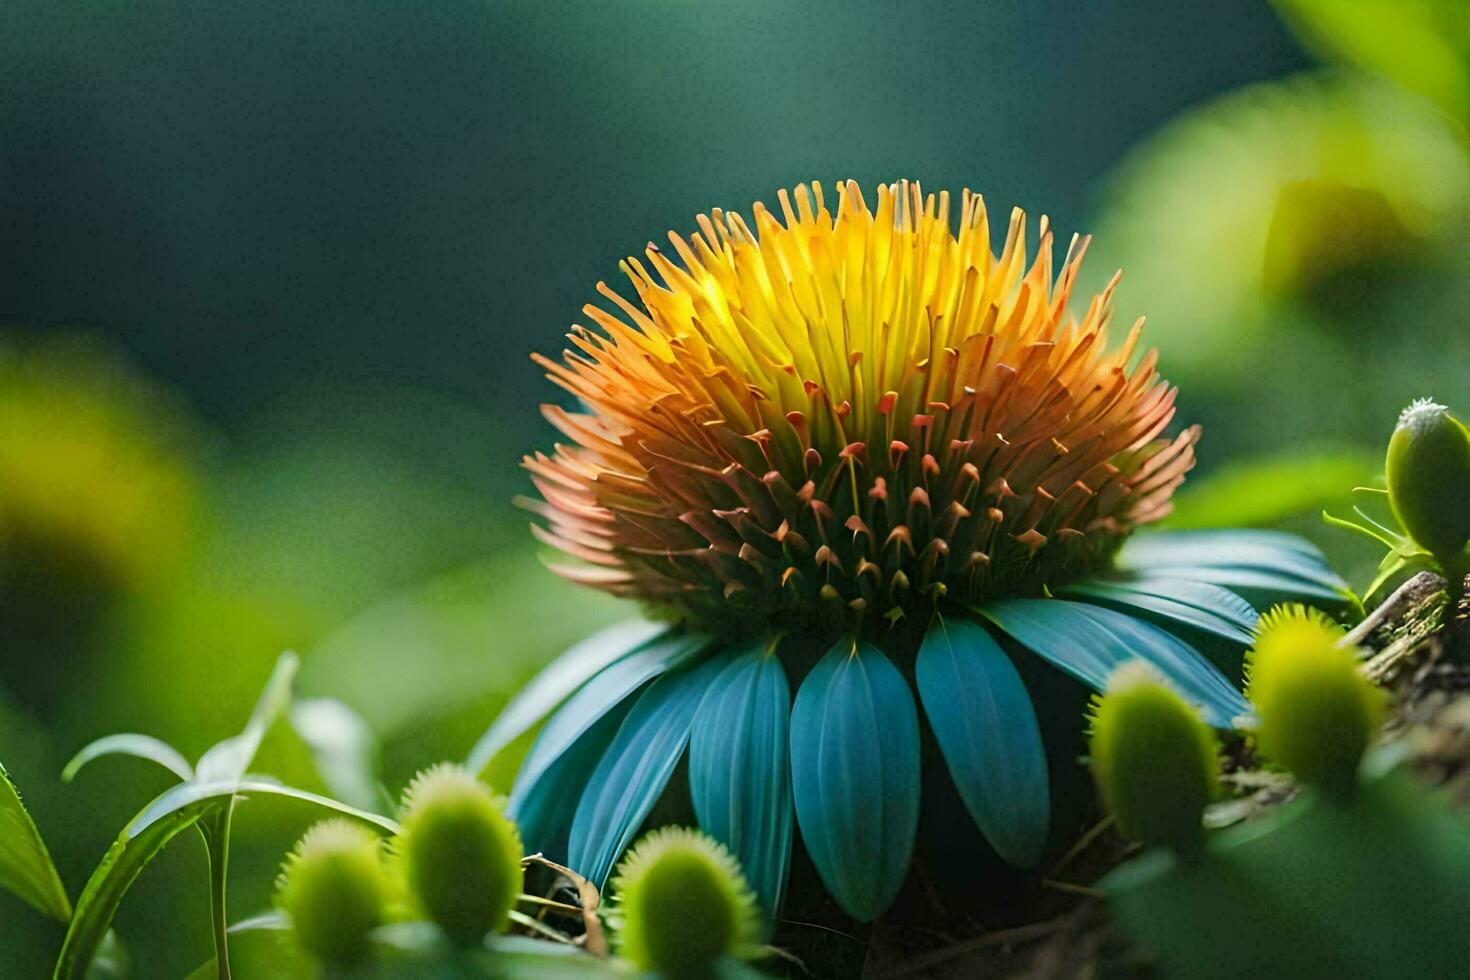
[1386,399,1470,570]
[395,764,523,944]
[1248,605,1383,797]
[610,827,758,977]
[1089,662,1218,854]
[275,819,391,965]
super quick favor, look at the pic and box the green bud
[1089,662,1218,854]
[610,827,758,976]
[395,764,523,944]
[1248,605,1382,797]
[275,819,391,965]
[1386,399,1470,567]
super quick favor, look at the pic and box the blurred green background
[1,1,1466,974]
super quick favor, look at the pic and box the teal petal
[689,640,793,928]
[1060,576,1258,645]
[789,639,920,922]
[978,599,1251,727]
[508,630,710,805]
[467,618,668,775]
[1118,530,1349,606]
[916,615,1049,867]
[508,701,633,860]
[568,653,730,888]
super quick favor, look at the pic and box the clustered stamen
[525,181,1198,634]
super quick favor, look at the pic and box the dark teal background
[3,0,1303,430]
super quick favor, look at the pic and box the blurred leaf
[301,555,626,768]
[55,778,398,979]
[0,760,72,922]
[1104,772,1470,977]
[1166,451,1378,529]
[289,697,382,813]
[83,931,129,980]
[63,734,194,785]
[190,918,619,979]
[1273,0,1470,120]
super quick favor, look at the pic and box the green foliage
[1273,0,1470,120]
[1247,605,1382,796]
[1165,450,1376,530]
[1088,663,1219,854]
[275,819,392,965]
[0,760,72,922]
[395,764,523,945]
[1104,770,1470,978]
[609,827,758,977]
[288,698,384,814]
[55,652,399,979]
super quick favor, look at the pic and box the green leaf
[466,618,669,776]
[789,639,920,922]
[289,697,382,813]
[1163,451,1377,530]
[195,651,300,783]
[0,761,72,921]
[63,733,193,784]
[1104,771,1470,977]
[915,615,1049,867]
[54,778,398,979]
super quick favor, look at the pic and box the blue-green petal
[916,615,1049,867]
[789,639,920,922]
[507,701,633,860]
[1059,576,1258,645]
[568,653,730,888]
[689,640,793,927]
[1118,530,1349,606]
[467,618,668,775]
[978,599,1251,727]
[508,630,710,802]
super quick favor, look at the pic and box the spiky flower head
[609,826,758,976]
[395,763,524,944]
[1247,605,1383,797]
[526,181,1197,634]
[1089,662,1218,854]
[275,819,392,966]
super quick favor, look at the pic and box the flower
[1247,604,1382,796]
[608,826,758,975]
[1089,662,1218,853]
[1386,399,1470,568]
[1326,397,1470,600]
[525,180,1198,633]
[476,182,1349,923]
[394,764,524,944]
[275,819,392,965]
